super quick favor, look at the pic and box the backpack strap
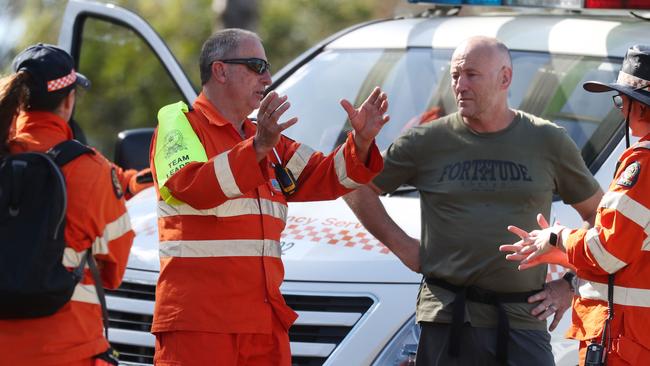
[47,139,94,166]
[85,250,111,340]
[47,141,109,339]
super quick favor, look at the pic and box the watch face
[549,232,558,246]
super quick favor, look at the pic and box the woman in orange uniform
[0,44,134,366]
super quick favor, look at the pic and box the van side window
[514,53,621,168]
[73,17,185,159]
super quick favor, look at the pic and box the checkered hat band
[47,69,77,92]
[617,71,650,91]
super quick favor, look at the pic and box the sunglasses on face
[218,58,271,74]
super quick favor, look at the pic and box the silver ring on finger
[548,304,557,312]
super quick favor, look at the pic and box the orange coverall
[150,93,382,365]
[0,111,134,365]
[565,134,650,366]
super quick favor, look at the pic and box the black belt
[425,277,542,365]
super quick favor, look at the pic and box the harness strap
[425,277,541,365]
[47,139,94,165]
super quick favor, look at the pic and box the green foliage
[3,0,409,156]
[73,18,185,155]
[99,0,213,88]
[10,0,67,47]
[259,0,391,71]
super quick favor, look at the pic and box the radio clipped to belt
[272,148,297,196]
[585,274,615,366]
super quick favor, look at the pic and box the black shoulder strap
[47,139,94,166]
[85,250,111,340]
[47,141,108,338]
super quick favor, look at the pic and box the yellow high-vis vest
[154,101,208,204]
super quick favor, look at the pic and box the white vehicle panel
[280,281,419,365]
[328,16,648,59]
[282,196,421,283]
[326,18,425,50]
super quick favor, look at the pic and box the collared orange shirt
[150,93,382,334]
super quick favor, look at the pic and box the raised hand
[254,91,298,160]
[340,87,390,151]
[499,214,574,271]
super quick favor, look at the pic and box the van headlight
[372,315,420,366]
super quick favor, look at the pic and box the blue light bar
[407,0,503,4]
[466,0,501,3]
[407,0,462,3]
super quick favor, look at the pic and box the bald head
[453,36,512,71]
[449,36,514,127]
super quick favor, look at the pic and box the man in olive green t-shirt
[344,36,603,365]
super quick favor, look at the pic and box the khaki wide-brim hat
[583,45,650,107]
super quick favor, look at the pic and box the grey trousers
[416,322,555,366]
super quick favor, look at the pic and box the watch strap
[562,271,577,292]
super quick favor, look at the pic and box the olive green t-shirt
[373,110,600,330]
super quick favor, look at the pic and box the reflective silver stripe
[635,141,650,149]
[600,191,650,251]
[578,279,650,308]
[93,212,132,255]
[158,198,287,221]
[333,146,362,189]
[601,191,650,230]
[585,227,627,274]
[61,212,132,268]
[70,283,99,304]
[213,151,242,198]
[285,144,315,180]
[159,239,281,258]
[62,248,85,268]
[258,199,288,221]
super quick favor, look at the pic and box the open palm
[340,87,389,143]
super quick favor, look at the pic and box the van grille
[106,282,374,366]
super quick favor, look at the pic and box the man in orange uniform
[0,45,134,365]
[502,45,650,365]
[149,28,389,365]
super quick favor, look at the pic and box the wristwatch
[548,226,566,251]
[562,271,577,292]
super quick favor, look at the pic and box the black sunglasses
[218,58,270,75]
[613,94,623,110]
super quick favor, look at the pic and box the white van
[49,0,650,365]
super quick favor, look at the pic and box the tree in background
[259,0,402,70]
[1,0,417,156]
[221,0,260,31]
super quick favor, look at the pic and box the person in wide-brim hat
[583,44,650,140]
[500,45,650,366]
